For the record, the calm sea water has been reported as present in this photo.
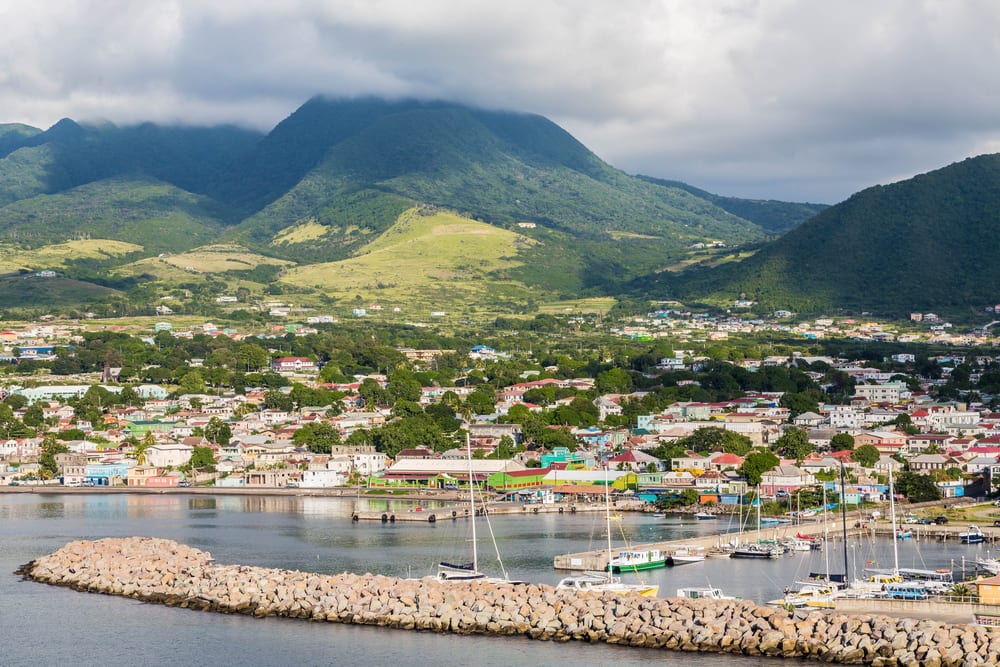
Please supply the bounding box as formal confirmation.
[1,493,984,666]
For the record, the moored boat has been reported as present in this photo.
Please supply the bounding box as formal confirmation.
[667,545,706,565]
[960,525,985,544]
[675,586,734,600]
[607,548,666,572]
[693,511,717,520]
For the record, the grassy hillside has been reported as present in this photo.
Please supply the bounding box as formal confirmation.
[0,177,225,252]
[664,154,1000,317]
[0,123,42,158]
[279,207,539,312]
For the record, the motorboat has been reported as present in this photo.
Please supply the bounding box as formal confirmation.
[667,545,706,565]
[960,525,985,544]
[675,586,734,600]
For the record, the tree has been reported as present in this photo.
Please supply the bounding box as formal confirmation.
[773,427,813,462]
[672,427,753,456]
[133,431,155,466]
[39,434,69,478]
[894,471,941,503]
[596,367,633,394]
[22,404,44,428]
[263,390,294,412]
[741,450,779,487]
[830,432,855,451]
[177,370,206,396]
[292,422,342,454]
[851,444,880,468]
[189,446,216,472]
[204,417,232,447]
[465,386,496,416]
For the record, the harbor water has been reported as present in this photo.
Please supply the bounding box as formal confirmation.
[1,493,985,666]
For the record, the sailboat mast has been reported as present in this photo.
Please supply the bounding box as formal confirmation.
[839,462,850,588]
[605,465,613,580]
[467,432,477,572]
[889,465,899,575]
[823,484,830,580]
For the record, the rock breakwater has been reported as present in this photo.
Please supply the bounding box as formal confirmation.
[18,537,1000,665]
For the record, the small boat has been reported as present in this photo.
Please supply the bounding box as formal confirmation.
[650,513,665,518]
[706,546,733,559]
[608,549,666,572]
[556,573,659,597]
[896,529,913,540]
[781,538,813,552]
[676,586,734,600]
[768,582,841,608]
[693,511,716,520]
[960,525,985,544]
[731,543,781,559]
[977,556,1000,575]
[667,545,706,565]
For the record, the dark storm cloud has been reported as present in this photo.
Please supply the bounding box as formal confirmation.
[3,1,1000,202]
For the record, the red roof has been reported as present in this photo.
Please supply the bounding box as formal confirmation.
[710,453,743,465]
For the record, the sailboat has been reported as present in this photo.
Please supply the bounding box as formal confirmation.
[437,433,514,583]
[770,485,846,608]
[732,488,782,558]
[556,467,659,596]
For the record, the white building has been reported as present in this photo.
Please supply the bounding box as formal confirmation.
[146,443,194,468]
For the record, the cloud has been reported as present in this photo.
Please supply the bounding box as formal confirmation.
[1,1,999,202]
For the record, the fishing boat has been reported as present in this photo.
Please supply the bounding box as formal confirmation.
[556,467,659,597]
[608,548,666,572]
[693,511,717,520]
[676,586,734,600]
[960,525,985,544]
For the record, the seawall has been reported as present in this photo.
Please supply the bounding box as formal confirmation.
[17,537,1000,665]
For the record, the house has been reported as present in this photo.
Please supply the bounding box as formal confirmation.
[792,412,825,428]
[270,357,317,373]
[607,449,661,472]
[760,465,816,497]
[147,443,194,468]
[908,453,952,474]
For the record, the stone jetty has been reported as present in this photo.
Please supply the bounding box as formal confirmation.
[17,537,1000,665]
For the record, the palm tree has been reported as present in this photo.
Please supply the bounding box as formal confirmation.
[134,432,155,466]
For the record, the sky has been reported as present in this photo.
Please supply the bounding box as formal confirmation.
[2,1,999,203]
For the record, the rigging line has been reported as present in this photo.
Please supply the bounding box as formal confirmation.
[474,482,509,580]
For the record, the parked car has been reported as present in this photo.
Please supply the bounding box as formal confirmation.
[918,518,934,525]
[993,519,1000,527]
[285,482,299,489]
[933,516,949,524]
[178,480,190,487]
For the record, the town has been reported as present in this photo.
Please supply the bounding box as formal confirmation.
[0,311,998,516]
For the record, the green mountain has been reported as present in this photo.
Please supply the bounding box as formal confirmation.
[0,96,824,311]
[659,154,1000,317]
[231,98,783,290]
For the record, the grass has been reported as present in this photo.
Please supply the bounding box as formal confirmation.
[270,220,330,246]
[536,297,618,315]
[279,208,543,313]
[154,244,292,274]
[0,239,143,272]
